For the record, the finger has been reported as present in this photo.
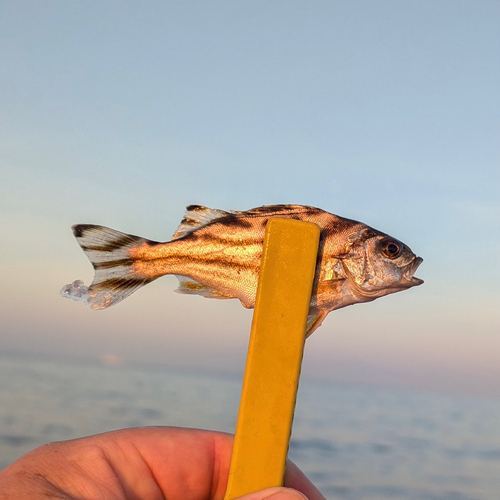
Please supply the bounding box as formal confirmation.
[234,486,309,500]
[284,461,326,500]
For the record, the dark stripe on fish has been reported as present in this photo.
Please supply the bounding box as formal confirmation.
[158,253,257,273]
[80,235,142,253]
[91,277,153,292]
[181,213,254,231]
[92,258,136,270]
[244,205,312,215]
[186,205,208,212]
[184,207,254,229]
[246,205,292,213]
[197,234,263,246]
[214,215,253,229]
[180,217,199,227]
[178,228,263,246]
[72,224,102,238]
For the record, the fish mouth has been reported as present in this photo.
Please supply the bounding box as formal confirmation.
[403,256,424,286]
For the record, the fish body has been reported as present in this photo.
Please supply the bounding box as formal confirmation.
[64,204,423,336]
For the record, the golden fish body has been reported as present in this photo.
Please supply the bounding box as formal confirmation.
[65,205,423,336]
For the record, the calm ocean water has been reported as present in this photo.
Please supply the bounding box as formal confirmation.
[0,353,499,500]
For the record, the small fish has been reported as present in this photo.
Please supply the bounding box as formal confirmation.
[62,204,423,336]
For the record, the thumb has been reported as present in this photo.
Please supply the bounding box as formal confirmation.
[234,486,309,500]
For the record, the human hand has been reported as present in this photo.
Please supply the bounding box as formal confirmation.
[0,426,325,500]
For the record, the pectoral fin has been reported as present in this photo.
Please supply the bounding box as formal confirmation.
[305,310,328,338]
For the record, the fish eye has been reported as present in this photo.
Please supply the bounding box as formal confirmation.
[381,240,402,259]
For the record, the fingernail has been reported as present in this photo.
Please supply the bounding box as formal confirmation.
[262,487,309,500]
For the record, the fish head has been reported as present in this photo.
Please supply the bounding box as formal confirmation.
[340,230,423,300]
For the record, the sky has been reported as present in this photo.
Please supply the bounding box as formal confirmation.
[1,1,499,398]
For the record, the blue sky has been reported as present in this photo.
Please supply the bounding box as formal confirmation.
[1,1,499,398]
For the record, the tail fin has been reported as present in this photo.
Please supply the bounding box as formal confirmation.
[71,224,158,310]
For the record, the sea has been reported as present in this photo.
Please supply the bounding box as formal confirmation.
[0,352,499,500]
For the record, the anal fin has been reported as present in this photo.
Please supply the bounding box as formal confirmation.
[174,275,230,300]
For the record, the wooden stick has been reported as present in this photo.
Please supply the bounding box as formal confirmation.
[224,218,320,500]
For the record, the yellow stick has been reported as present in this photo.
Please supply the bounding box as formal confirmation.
[224,218,321,500]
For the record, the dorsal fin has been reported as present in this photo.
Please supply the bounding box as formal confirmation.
[232,204,313,216]
[172,205,230,239]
